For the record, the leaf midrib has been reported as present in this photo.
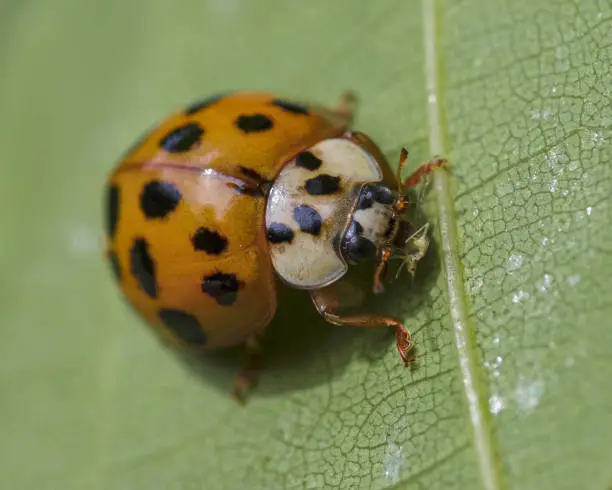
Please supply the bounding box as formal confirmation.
[421,1,504,489]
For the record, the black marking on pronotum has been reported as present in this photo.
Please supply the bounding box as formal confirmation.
[304,174,341,196]
[295,151,322,171]
[293,205,322,236]
[266,222,295,244]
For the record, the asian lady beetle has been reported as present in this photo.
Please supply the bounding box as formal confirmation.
[104,92,443,400]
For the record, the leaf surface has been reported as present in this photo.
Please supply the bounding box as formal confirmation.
[1,1,611,489]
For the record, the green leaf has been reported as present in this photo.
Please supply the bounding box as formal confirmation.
[1,0,611,489]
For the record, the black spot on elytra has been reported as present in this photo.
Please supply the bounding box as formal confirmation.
[185,93,227,115]
[201,272,243,306]
[267,222,294,244]
[159,309,207,345]
[106,185,119,238]
[293,205,322,236]
[192,227,228,255]
[160,122,204,152]
[108,251,121,282]
[305,174,341,195]
[130,238,157,298]
[295,151,322,171]
[340,219,377,264]
[271,99,309,115]
[235,114,274,133]
[140,180,182,219]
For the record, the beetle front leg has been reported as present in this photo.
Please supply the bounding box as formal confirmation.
[402,155,447,189]
[394,151,447,214]
[310,287,413,365]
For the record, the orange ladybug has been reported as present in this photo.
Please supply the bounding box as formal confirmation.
[104,92,443,399]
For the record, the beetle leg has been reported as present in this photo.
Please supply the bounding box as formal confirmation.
[394,152,447,213]
[373,245,392,295]
[396,148,410,193]
[232,334,263,404]
[402,156,447,189]
[311,287,413,365]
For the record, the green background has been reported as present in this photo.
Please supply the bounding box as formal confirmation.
[1,0,611,489]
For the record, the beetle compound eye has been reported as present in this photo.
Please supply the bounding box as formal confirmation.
[340,219,377,264]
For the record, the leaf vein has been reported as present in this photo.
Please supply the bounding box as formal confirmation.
[422,1,505,489]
